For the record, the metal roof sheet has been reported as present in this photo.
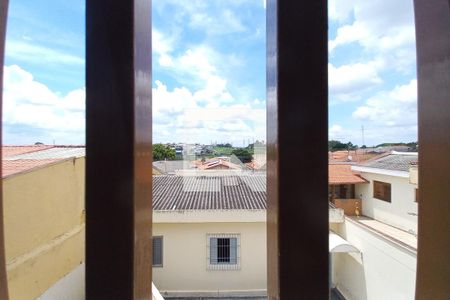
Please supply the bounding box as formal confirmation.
[360,152,418,172]
[152,175,267,210]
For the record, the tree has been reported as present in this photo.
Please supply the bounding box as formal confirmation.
[153,144,176,161]
[231,148,253,163]
[328,140,347,151]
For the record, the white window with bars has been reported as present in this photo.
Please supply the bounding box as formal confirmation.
[207,233,241,270]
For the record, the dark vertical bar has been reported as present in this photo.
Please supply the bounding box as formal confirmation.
[414,0,450,299]
[0,0,9,299]
[267,0,328,299]
[86,0,152,298]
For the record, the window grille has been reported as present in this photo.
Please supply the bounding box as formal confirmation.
[207,234,240,270]
[152,236,163,267]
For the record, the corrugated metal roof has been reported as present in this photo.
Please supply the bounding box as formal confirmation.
[153,175,266,210]
[359,152,418,172]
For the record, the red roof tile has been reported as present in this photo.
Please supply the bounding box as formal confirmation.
[329,150,381,163]
[2,145,54,157]
[2,159,61,177]
[329,164,368,184]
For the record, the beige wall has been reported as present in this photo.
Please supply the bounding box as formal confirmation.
[152,220,267,297]
[3,157,85,300]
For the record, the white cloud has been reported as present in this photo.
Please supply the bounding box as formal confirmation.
[329,0,416,73]
[329,61,382,101]
[352,79,417,127]
[154,0,248,36]
[3,65,85,143]
[5,40,84,66]
[153,81,265,144]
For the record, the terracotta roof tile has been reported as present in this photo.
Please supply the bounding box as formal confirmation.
[2,145,54,157]
[329,164,368,184]
[2,145,85,178]
[2,159,61,177]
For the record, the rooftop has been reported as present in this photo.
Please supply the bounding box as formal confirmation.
[358,151,418,172]
[152,175,266,210]
[329,164,368,185]
[2,145,85,178]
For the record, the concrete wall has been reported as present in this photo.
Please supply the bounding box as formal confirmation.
[355,172,418,233]
[3,157,85,300]
[152,219,267,297]
[331,220,416,300]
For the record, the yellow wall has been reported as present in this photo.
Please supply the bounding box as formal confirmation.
[3,157,85,300]
[153,221,267,296]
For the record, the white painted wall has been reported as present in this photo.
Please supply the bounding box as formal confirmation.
[332,221,416,300]
[355,172,418,233]
[38,264,85,300]
[152,221,266,297]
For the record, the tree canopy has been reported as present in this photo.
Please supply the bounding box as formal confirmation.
[153,144,176,161]
[231,148,253,163]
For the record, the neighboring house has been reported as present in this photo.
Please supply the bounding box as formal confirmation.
[328,164,368,216]
[2,145,86,300]
[330,151,419,300]
[152,174,267,299]
[151,173,345,299]
[351,151,419,234]
[195,157,242,170]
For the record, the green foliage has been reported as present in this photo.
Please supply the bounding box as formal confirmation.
[153,144,176,161]
[231,148,253,163]
[329,140,358,151]
[213,146,235,156]
[328,140,347,151]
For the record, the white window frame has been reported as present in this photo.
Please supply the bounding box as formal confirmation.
[206,233,241,270]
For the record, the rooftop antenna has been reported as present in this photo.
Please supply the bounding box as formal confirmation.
[361,125,365,147]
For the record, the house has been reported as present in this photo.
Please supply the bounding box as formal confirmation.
[151,174,267,299]
[351,151,419,234]
[328,164,368,216]
[330,151,419,300]
[2,145,85,300]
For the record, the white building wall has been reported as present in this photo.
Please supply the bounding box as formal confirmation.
[152,221,266,297]
[332,221,416,300]
[355,173,418,233]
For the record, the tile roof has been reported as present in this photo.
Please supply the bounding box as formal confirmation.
[152,175,266,210]
[2,159,61,177]
[2,145,54,157]
[2,145,85,178]
[358,151,418,172]
[329,150,381,163]
[329,164,368,184]
[197,159,242,170]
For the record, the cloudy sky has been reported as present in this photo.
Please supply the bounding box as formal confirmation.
[3,0,417,146]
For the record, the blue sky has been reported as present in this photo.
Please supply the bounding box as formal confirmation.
[3,0,417,146]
